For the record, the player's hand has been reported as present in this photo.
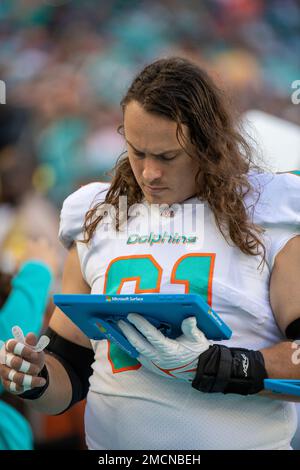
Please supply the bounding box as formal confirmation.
[118,314,212,382]
[0,326,49,395]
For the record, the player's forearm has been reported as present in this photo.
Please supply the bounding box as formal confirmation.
[260,341,300,379]
[258,341,300,402]
[23,353,72,415]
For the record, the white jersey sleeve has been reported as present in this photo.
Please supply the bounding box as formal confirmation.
[247,172,300,269]
[59,182,110,249]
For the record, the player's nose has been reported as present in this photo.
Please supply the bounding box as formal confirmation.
[142,157,163,183]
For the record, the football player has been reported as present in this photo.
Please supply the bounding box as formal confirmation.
[1,57,300,450]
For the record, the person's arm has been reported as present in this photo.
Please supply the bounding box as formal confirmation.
[0,239,57,396]
[26,245,92,414]
[0,237,59,341]
[0,261,52,341]
[0,245,92,415]
[258,235,300,401]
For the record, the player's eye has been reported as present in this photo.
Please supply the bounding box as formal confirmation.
[131,149,178,161]
[159,155,177,162]
[133,150,145,159]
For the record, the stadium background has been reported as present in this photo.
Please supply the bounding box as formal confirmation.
[0,0,299,450]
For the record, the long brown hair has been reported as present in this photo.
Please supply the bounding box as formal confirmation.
[84,57,265,262]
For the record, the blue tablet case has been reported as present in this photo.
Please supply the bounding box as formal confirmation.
[53,293,232,358]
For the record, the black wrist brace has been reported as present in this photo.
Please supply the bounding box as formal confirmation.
[192,345,268,395]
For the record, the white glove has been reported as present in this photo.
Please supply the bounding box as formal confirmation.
[118,314,212,382]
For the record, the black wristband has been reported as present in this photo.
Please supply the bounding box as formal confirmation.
[19,365,49,400]
[192,345,268,395]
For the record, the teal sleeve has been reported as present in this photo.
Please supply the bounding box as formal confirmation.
[0,261,53,342]
[0,261,52,445]
[0,402,33,450]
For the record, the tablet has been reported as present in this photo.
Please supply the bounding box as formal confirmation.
[54,293,232,358]
[264,379,300,397]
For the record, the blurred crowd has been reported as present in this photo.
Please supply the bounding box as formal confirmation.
[1,0,299,206]
[0,0,299,450]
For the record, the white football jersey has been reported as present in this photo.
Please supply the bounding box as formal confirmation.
[59,172,300,450]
